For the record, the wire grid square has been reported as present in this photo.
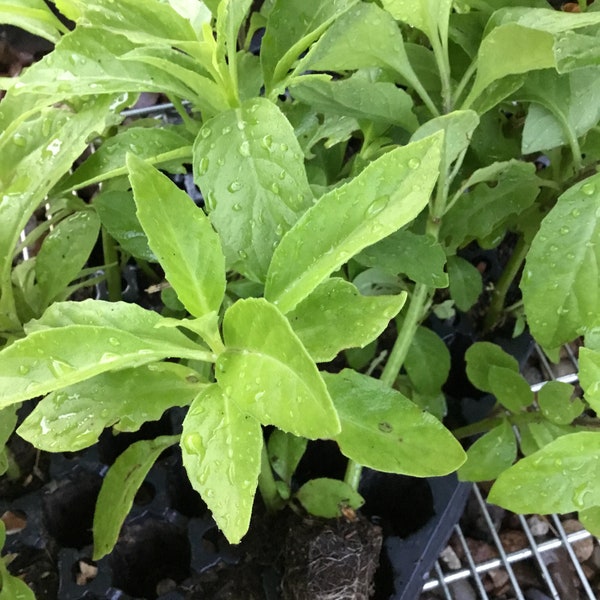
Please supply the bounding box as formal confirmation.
[420,344,599,600]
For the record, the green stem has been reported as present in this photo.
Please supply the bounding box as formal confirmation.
[452,59,477,108]
[431,32,452,114]
[101,228,122,302]
[483,234,529,332]
[169,96,196,132]
[258,443,284,512]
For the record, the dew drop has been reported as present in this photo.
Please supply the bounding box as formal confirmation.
[238,141,251,157]
[560,226,570,235]
[228,181,242,193]
[197,156,209,175]
[408,158,421,169]
[582,183,595,196]
[366,196,389,217]
[238,249,248,259]
[271,182,280,194]
[232,203,242,211]
[237,120,246,130]
[201,127,212,139]
[261,135,273,150]
[182,432,204,455]
[12,133,26,147]
[222,126,232,135]
[108,337,120,347]
[19,365,30,375]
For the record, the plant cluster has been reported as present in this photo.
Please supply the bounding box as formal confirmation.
[1,0,600,566]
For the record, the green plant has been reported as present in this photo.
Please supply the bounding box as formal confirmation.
[0,520,35,600]
[2,0,600,560]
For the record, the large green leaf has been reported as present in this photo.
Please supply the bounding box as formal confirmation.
[35,211,100,308]
[381,0,452,44]
[216,298,340,438]
[0,406,19,476]
[260,0,358,92]
[128,154,226,318]
[60,126,193,193]
[303,2,427,105]
[18,363,204,452]
[554,30,600,73]
[290,74,417,132]
[324,370,466,476]
[265,133,443,313]
[0,301,212,407]
[520,68,600,154]
[410,110,480,167]
[182,384,262,544]
[94,191,156,262]
[193,97,313,282]
[458,419,517,482]
[356,230,448,288]
[463,25,554,109]
[0,97,115,332]
[538,381,583,426]
[12,27,198,104]
[93,435,179,560]
[488,432,600,513]
[0,0,66,42]
[441,161,540,252]
[521,173,600,355]
[287,278,406,363]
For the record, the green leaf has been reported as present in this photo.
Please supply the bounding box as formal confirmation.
[488,367,532,413]
[181,384,262,544]
[404,325,451,396]
[216,299,340,438]
[0,301,212,407]
[324,370,466,476]
[410,110,480,167]
[287,278,406,363]
[302,2,431,114]
[193,97,313,282]
[463,24,555,109]
[458,419,517,482]
[18,363,204,452]
[356,230,448,288]
[290,74,417,132]
[518,420,575,456]
[267,429,307,486]
[520,68,600,154]
[538,381,583,426]
[441,161,540,252]
[14,27,198,104]
[94,191,156,262]
[465,341,519,395]
[93,435,179,560]
[0,555,36,600]
[579,506,600,538]
[36,211,100,307]
[0,0,66,42]
[554,30,600,73]
[128,154,226,318]
[265,133,443,313]
[381,0,452,44]
[521,173,600,353]
[0,406,18,476]
[295,478,364,518]
[60,126,193,193]
[579,347,600,414]
[489,432,600,514]
[260,0,358,92]
[0,97,115,332]
[446,255,482,312]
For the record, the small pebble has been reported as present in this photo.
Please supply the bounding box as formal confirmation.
[527,515,550,537]
[440,545,461,570]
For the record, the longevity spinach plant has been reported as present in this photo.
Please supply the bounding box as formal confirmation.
[2,0,600,558]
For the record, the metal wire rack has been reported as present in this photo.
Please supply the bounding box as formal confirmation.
[421,344,599,600]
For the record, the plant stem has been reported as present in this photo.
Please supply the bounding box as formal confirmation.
[257,443,284,512]
[483,234,529,332]
[169,96,196,132]
[101,228,122,302]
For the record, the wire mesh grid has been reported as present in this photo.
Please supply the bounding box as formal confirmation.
[420,344,599,600]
